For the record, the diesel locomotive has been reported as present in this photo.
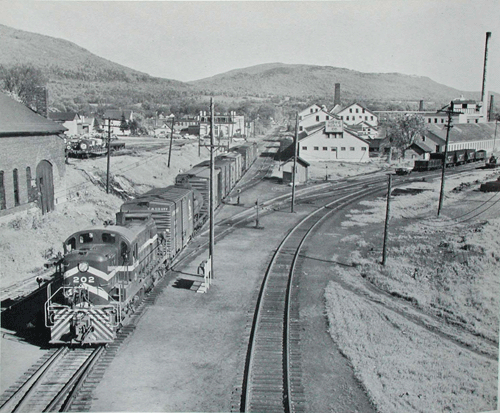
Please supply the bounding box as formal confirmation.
[44,143,257,345]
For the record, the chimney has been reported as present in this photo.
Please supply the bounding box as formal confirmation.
[419,100,424,111]
[334,83,341,106]
[481,32,492,107]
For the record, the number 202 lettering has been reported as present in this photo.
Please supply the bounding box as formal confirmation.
[73,276,95,284]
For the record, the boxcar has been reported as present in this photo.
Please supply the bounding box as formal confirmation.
[224,152,243,183]
[176,166,220,212]
[119,186,197,256]
[216,155,237,191]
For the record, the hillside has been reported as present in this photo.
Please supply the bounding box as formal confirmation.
[0,24,496,114]
[0,24,193,111]
[190,63,481,104]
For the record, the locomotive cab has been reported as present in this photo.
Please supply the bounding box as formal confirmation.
[45,219,159,344]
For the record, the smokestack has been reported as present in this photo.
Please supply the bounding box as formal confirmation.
[480,32,492,107]
[334,83,341,106]
[489,95,495,122]
[419,100,424,111]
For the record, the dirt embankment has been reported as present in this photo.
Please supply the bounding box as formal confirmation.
[324,169,500,413]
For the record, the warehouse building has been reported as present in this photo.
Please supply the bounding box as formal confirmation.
[0,93,67,219]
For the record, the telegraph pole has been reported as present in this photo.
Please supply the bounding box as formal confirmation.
[106,119,111,194]
[291,113,298,213]
[167,115,175,168]
[437,103,455,216]
[209,99,215,280]
[381,174,392,266]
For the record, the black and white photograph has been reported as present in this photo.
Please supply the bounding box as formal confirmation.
[0,1,499,412]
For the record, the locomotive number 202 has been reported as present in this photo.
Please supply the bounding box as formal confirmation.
[73,276,95,284]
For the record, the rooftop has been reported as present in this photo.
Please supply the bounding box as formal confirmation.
[0,92,67,136]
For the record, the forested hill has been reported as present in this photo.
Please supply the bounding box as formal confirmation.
[0,24,193,111]
[190,63,480,103]
[0,23,491,114]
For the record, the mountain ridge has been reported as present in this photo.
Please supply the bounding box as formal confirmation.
[0,23,494,114]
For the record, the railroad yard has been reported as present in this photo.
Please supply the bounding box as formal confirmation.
[1,130,499,413]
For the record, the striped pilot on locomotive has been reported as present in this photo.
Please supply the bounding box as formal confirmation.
[45,214,162,344]
[44,143,258,345]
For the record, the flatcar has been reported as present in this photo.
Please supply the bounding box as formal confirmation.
[45,141,259,345]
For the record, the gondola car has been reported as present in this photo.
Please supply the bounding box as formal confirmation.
[413,148,486,172]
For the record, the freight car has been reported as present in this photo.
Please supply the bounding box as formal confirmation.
[413,149,486,172]
[44,142,258,344]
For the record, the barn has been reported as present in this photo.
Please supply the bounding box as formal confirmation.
[0,93,67,219]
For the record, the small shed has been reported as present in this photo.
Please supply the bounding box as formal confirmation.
[281,157,310,184]
[0,93,67,218]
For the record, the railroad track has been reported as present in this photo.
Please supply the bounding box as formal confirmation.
[0,346,104,413]
[238,183,388,413]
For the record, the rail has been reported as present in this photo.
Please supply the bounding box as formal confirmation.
[0,346,104,413]
[240,184,388,413]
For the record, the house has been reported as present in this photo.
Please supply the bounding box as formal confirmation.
[281,157,310,184]
[347,121,379,140]
[199,111,245,138]
[153,123,173,138]
[368,138,385,156]
[102,110,134,136]
[375,97,487,126]
[404,141,433,160]
[280,120,370,163]
[0,92,67,218]
[78,116,100,135]
[49,111,80,136]
[298,104,323,120]
[334,103,378,127]
[298,108,339,132]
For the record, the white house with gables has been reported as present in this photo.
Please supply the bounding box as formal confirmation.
[298,108,339,132]
[333,103,378,127]
[102,110,134,136]
[298,120,370,162]
[298,104,323,120]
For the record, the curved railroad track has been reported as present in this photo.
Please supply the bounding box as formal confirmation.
[0,346,104,413]
[239,183,388,413]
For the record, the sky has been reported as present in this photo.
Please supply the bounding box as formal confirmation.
[1,0,499,94]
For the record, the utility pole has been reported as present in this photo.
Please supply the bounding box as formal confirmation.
[437,103,456,216]
[167,115,175,168]
[106,119,111,194]
[381,174,392,266]
[209,99,215,281]
[291,113,298,213]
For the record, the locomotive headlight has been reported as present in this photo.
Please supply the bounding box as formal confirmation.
[78,262,89,273]
[64,288,74,297]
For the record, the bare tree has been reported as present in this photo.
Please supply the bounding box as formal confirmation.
[385,114,426,159]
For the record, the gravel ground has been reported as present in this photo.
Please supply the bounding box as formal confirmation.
[90,191,313,412]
